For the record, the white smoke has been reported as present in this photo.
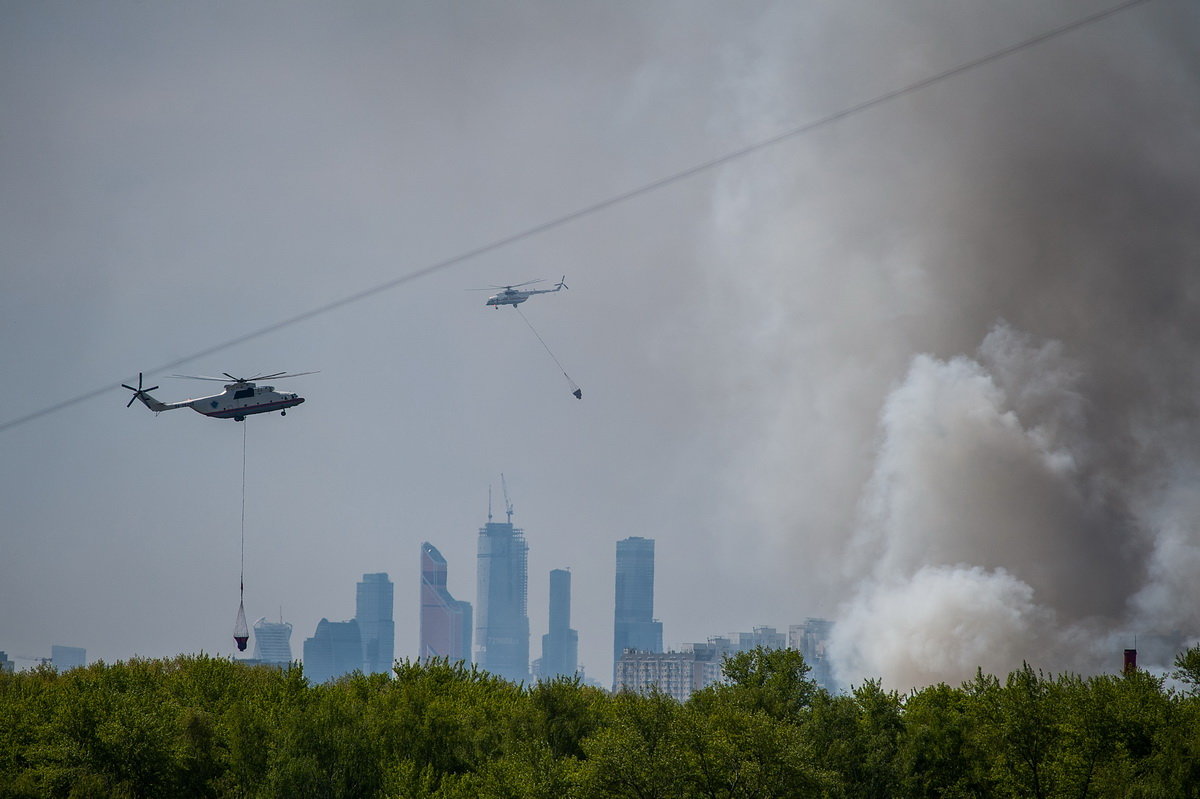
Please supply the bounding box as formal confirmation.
[829,323,1200,689]
[831,325,1104,687]
[835,564,1052,689]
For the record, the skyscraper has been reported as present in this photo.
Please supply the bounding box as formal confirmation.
[356,573,395,675]
[614,536,662,685]
[789,618,836,694]
[475,504,530,683]
[538,568,579,680]
[303,618,363,683]
[50,645,86,671]
[420,542,473,664]
[253,617,294,665]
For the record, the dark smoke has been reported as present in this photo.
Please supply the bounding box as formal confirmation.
[691,1,1200,689]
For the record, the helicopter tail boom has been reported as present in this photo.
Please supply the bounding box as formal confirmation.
[134,391,187,413]
[122,372,188,413]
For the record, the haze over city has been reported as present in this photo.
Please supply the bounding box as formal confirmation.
[3,0,1199,691]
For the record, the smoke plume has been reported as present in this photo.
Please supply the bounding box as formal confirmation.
[691,1,1200,689]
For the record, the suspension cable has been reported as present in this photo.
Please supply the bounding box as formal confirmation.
[516,307,582,398]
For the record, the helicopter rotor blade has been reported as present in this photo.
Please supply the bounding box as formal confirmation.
[168,370,316,383]
[257,371,319,380]
[475,279,545,290]
[170,374,235,382]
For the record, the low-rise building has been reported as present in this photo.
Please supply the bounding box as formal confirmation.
[614,625,794,702]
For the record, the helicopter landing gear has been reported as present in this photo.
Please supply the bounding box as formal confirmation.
[234,416,245,422]
[280,410,286,416]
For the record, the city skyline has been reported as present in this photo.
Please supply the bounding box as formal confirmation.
[240,521,835,687]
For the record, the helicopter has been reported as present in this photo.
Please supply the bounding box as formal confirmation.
[479,276,568,309]
[122,372,315,422]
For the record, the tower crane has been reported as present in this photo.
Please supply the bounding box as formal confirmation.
[501,473,514,524]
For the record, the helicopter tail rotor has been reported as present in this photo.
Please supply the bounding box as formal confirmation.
[121,373,160,408]
[557,275,569,290]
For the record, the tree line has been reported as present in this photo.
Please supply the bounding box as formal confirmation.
[2,646,1200,798]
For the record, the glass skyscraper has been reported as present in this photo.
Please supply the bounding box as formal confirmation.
[50,645,86,671]
[420,542,473,664]
[613,536,662,685]
[252,617,294,665]
[475,515,530,683]
[356,573,395,675]
[302,618,363,683]
[538,568,579,680]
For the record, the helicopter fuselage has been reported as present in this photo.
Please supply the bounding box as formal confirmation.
[135,383,304,421]
[190,384,305,420]
[486,290,531,308]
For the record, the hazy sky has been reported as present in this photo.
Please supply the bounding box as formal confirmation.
[3,0,1197,690]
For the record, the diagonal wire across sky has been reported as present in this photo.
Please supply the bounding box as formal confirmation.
[0,0,1151,435]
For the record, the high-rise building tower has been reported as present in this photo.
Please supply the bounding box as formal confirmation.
[538,568,579,680]
[50,645,86,671]
[420,542,473,664]
[614,536,662,685]
[789,618,836,693]
[475,483,530,683]
[303,618,363,683]
[356,573,395,675]
[253,617,294,665]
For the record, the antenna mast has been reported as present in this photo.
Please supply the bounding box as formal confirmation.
[500,473,514,524]
[488,484,493,523]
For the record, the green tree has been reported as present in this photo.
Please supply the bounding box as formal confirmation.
[674,702,827,798]
[374,658,522,795]
[1172,645,1200,693]
[698,647,816,721]
[898,682,990,798]
[972,663,1061,799]
[800,681,903,799]
[521,675,609,760]
[575,690,685,799]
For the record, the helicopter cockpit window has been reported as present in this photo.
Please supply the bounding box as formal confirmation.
[234,388,254,400]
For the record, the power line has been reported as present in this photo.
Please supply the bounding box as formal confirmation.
[0,0,1150,435]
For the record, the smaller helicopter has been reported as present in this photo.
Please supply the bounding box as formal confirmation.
[478,276,568,309]
[122,372,315,422]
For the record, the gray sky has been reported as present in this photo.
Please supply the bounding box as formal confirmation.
[3,0,1197,690]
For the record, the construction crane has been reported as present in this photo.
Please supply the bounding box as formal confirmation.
[11,654,53,667]
[500,473,514,524]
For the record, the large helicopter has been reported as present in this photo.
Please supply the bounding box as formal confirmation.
[122,372,314,422]
[479,276,568,309]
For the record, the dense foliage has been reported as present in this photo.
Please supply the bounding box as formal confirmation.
[2,646,1199,798]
